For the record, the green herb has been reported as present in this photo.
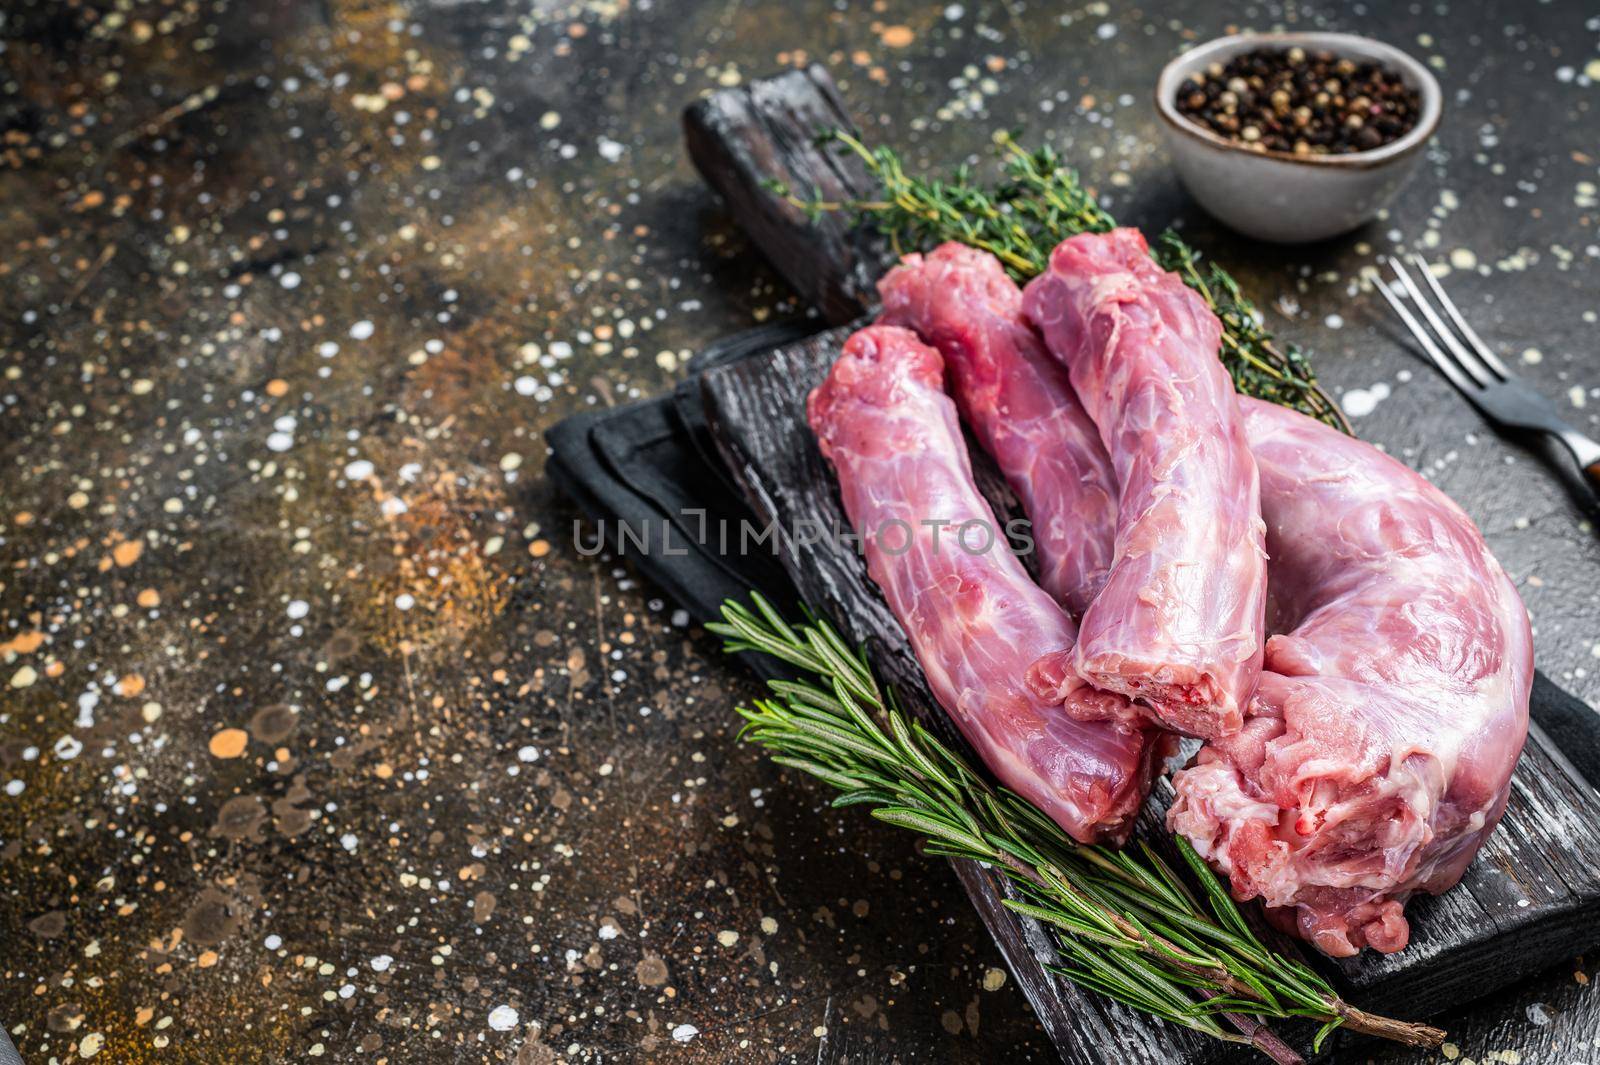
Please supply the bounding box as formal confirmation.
[711,594,1443,1062]
[770,130,1351,433]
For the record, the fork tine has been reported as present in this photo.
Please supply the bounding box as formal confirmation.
[1386,257,1497,388]
[1375,278,1483,397]
[1406,253,1513,379]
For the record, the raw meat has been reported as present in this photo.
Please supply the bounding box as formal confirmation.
[876,242,1119,619]
[807,324,1168,845]
[1023,228,1267,738]
[912,259,1532,953]
[1167,398,1534,956]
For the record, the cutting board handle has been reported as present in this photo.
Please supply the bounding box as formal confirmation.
[683,65,891,325]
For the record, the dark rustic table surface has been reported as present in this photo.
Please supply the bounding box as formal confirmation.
[2,0,1599,1062]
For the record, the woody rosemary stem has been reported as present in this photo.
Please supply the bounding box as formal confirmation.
[1204,995,1306,1065]
[711,594,1444,1061]
[1333,1003,1447,1048]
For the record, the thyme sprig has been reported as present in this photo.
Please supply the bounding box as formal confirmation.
[710,594,1443,1062]
[772,130,1351,433]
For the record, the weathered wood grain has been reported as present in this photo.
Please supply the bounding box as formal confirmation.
[700,332,1600,1063]
[683,64,892,325]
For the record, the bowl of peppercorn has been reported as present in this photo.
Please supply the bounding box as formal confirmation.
[1156,32,1440,243]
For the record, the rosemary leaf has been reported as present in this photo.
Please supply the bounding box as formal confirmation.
[717,594,1446,1059]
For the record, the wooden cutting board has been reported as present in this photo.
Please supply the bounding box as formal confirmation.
[684,66,1600,1063]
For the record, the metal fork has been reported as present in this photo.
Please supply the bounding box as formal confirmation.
[1377,254,1600,491]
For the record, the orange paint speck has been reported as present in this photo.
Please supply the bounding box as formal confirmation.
[208,729,248,759]
[529,539,551,558]
[265,378,289,397]
[137,589,160,608]
[115,674,146,697]
[881,25,914,47]
[112,540,144,567]
[0,631,45,655]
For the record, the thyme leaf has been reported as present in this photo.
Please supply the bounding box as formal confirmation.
[771,130,1352,433]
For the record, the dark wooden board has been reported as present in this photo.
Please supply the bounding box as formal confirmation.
[684,62,1600,1063]
[683,64,892,325]
[699,332,1600,1064]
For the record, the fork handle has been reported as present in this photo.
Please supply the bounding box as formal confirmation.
[1555,427,1600,493]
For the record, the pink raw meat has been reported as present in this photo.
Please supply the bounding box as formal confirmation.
[1023,228,1267,738]
[876,242,1119,619]
[919,258,1532,954]
[807,324,1168,845]
[1166,398,1533,956]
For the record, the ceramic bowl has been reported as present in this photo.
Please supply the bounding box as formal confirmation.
[1155,32,1442,244]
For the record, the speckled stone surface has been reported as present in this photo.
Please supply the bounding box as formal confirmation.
[1,1,1598,1062]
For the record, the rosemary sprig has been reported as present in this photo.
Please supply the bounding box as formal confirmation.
[711,594,1443,1062]
[771,130,1351,433]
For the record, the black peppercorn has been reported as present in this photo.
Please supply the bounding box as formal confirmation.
[1174,46,1421,155]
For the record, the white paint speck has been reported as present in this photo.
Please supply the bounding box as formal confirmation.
[340,833,359,852]
[671,1023,699,1043]
[1340,382,1391,418]
[395,593,415,611]
[349,320,374,340]
[488,1005,519,1032]
[286,600,309,620]
[54,736,83,761]
[344,459,374,481]
[280,271,302,289]
[597,137,625,162]
[371,954,393,971]
[267,432,294,452]
[4,780,23,797]
[1324,313,1344,329]
[76,690,98,728]
[517,746,539,763]
[514,376,538,396]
